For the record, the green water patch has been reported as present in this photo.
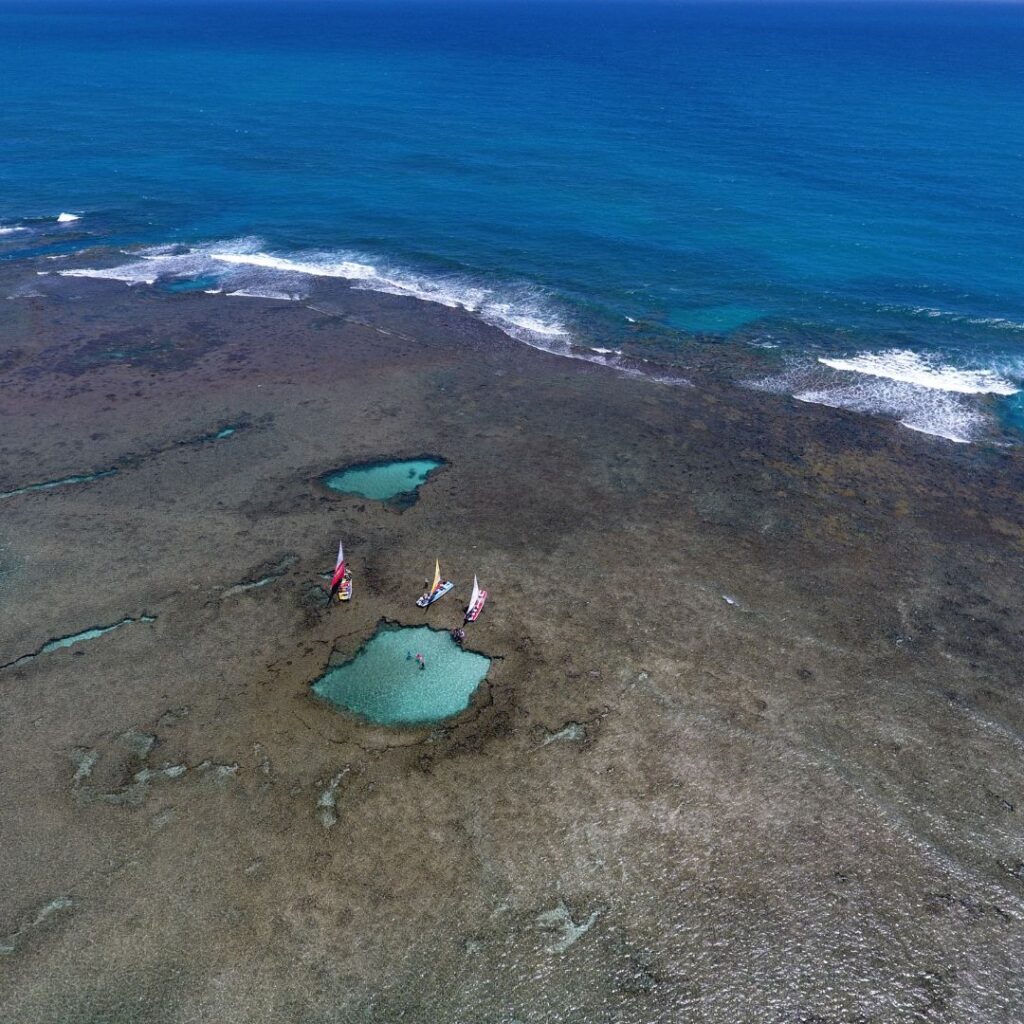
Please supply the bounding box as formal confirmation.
[312,623,490,726]
[1,615,156,672]
[320,456,445,508]
[184,425,239,445]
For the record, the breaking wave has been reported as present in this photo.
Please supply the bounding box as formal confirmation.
[819,349,1018,396]
[751,349,1020,443]
[57,237,572,352]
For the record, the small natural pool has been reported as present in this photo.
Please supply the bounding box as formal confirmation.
[159,275,220,294]
[312,624,490,726]
[321,457,444,505]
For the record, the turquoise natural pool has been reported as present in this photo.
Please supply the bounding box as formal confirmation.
[312,624,490,726]
[159,275,220,294]
[321,457,444,505]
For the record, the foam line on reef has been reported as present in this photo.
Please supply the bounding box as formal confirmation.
[56,236,575,353]
[749,349,1022,444]
[54,237,702,382]
[818,349,1018,396]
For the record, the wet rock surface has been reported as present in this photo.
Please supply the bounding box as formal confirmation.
[0,273,1023,1022]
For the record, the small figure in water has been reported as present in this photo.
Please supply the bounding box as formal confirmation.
[415,652,426,670]
[451,627,466,645]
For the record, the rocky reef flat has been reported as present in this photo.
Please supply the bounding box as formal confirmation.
[1,275,1023,1023]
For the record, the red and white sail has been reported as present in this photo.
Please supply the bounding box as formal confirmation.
[330,540,346,592]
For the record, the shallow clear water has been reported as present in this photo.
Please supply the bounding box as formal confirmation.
[41,616,154,654]
[312,624,490,725]
[0,469,118,501]
[322,458,444,502]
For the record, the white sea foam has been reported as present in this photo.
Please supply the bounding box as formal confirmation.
[44,236,721,396]
[0,225,28,235]
[59,264,161,285]
[53,236,585,361]
[966,315,1024,332]
[478,301,569,347]
[880,303,1024,333]
[792,384,982,444]
[207,243,572,349]
[58,243,234,286]
[56,212,80,223]
[226,287,303,301]
[210,250,378,281]
[750,350,1016,443]
[819,349,1018,396]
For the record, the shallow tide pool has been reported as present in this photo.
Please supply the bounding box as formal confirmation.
[312,624,490,726]
[321,457,444,504]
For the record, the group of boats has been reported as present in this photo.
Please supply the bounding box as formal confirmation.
[328,544,488,624]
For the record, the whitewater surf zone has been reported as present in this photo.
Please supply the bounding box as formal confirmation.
[55,237,574,354]
[34,237,1024,445]
[818,350,1019,396]
[751,348,1021,444]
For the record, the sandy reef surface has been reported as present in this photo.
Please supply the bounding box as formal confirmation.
[1,273,1024,1024]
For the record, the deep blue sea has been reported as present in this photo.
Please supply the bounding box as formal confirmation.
[3,1,1024,442]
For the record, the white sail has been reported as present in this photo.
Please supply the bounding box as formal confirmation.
[468,575,481,612]
[335,540,345,571]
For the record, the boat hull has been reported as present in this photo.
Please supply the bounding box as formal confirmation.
[336,578,353,602]
[416,580,454,608]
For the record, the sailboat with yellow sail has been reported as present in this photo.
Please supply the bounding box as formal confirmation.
[416,558,454,608]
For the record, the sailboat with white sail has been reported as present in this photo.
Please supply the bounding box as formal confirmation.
[464,575,488,622]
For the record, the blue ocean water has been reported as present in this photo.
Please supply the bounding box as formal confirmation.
[2,1,1023,441]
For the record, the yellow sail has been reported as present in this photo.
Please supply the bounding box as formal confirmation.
[431,559,441,595]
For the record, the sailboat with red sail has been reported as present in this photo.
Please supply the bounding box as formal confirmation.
[330,540,353,602]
